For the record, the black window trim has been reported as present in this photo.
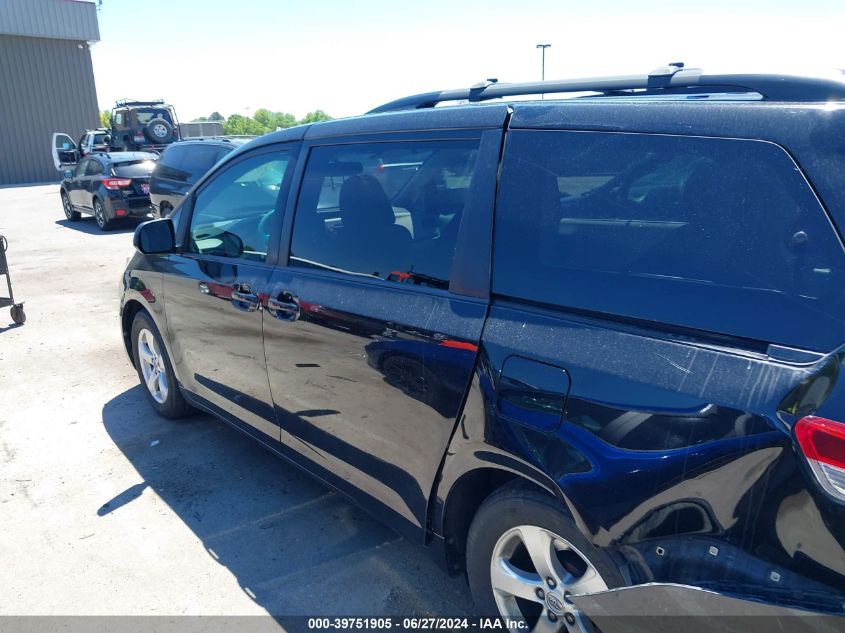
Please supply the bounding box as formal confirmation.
[177,141,300,268]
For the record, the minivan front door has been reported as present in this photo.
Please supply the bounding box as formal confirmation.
[162,145,297,442]
[263,131,500,538]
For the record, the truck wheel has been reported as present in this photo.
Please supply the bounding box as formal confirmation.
[145,118,173,143]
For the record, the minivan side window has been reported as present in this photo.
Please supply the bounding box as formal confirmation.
[493,131,845,351]
[187,150,291,263]
[289,140,479,288]
[157,145,188,182]
[160,144,228,184]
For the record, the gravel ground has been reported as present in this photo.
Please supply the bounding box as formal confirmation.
[0,184,472,625]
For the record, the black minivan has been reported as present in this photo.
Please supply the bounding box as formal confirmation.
[120,68,845,630]
[149,137,247,218]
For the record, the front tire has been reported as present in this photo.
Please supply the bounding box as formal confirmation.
[61,191,80,221]
[93,198,112,231]
[466,485,624,631]
[131,311,194,419]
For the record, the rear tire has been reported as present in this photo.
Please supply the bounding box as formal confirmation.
[131,310,194,419]
[93,198,112,231]
[61,191,80,221]
[466,485,624,629]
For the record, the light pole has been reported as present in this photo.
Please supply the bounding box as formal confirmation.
[536,44,551,99]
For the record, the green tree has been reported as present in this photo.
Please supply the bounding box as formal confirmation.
[298,110,332,124]
[223,114,266,136]
[252,108,274,130]
[99,110,111,127]
[272,111,297,129]
[208,111,225,122]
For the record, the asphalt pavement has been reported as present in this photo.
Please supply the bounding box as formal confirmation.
[0,185,473,625]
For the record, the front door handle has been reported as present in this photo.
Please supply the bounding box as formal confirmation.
[267,291,299,322]
[231,283,260,313]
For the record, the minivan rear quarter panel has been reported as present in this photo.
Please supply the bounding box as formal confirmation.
[436,103,845,614]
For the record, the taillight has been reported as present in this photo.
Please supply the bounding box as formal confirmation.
[795,416,845,500]
[102,177,132,190]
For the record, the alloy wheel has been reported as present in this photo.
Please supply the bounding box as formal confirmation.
[137,328,169,404]
[94,200,106,228]
[490,525,608,633]
[62,193,73,220]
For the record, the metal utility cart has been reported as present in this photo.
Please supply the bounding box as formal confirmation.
[0,235,25,325]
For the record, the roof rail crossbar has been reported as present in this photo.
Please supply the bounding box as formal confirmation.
[367,68,845,113]
[114,98,166,108]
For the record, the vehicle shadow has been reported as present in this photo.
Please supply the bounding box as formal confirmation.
[55,218,142,235]
[101,386,473,623]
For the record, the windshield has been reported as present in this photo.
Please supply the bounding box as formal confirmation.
[136,109,173,125]
[112,159,157,177]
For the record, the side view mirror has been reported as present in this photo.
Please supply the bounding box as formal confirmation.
[63,170,73,179]
[134,218,175,254]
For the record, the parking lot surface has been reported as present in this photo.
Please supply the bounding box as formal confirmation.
[0,185,472,621]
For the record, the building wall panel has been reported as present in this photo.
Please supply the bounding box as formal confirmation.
[0,0,100,42]
[0,34,100,185]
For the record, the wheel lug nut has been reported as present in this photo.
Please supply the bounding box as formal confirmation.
[565,613,576,625]
[535,587,545,599]
[547,612,557,623]
[546,577,557,589]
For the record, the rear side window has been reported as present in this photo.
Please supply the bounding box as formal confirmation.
[159,144,227,183]
[289,140,479,288]
[112,159,157,178]
[493,130,845,351]
[136,109,172,124]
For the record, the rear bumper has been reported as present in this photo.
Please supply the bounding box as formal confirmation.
[571,583,844,633]
[103,196,153,218]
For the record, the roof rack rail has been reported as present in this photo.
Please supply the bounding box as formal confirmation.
[114,98,166,108]
[368,65,845,113]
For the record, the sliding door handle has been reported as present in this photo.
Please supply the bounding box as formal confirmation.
[267,291,299,322]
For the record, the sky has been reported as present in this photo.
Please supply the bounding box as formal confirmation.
[90,0,845,122]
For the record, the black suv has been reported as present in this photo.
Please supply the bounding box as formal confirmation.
[109,99,180,152]
[121,67,845,629]
[149,137,248,218]
[60,152,157,230]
